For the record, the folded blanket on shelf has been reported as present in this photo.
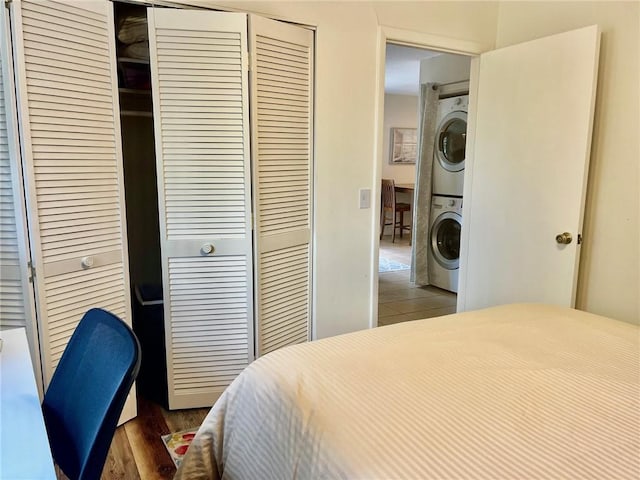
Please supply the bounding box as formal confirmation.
[117,14,148,45]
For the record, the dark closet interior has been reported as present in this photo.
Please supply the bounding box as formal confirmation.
[114,1,166,406]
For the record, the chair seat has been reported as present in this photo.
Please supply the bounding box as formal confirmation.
[383,202,410,212]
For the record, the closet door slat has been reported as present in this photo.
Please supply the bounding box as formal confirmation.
[148,8,253,409]
[249,15,314,356]
[12,0,133,420]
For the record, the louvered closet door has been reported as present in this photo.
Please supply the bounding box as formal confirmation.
[11,0,134,418]
[148,9,253,409]
[249,15,313,356]
[0,4,37,355]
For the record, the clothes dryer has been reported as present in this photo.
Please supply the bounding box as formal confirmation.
[428,195,462,293]
[432,95,468,197]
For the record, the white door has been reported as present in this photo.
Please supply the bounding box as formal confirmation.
[148,9,254,409]
[11,0,136,421]
[249,15,313,356]
[0,3,39,384]
[458,25,600,311]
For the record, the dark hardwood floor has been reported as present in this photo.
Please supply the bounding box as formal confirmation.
[56,396,209,480]
[104,396,209,480]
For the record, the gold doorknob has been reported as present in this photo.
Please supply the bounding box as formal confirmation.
[555,232,572,245]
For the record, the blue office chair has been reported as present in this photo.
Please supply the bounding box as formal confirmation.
[42,308,141,480]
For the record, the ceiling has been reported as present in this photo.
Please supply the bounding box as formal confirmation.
[385,43,440,96]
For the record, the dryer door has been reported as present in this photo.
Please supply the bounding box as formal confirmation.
[436,111,467,173]
[430,211,462,270]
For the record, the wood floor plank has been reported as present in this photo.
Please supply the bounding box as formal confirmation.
[124,397,176,480]
[101,426,141,480]
[161,405,210,434]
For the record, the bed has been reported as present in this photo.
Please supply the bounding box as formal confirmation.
[174,304,639,479]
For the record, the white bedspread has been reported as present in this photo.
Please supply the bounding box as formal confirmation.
[175,304,640,479]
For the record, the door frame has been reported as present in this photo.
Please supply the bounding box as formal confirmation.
[371,26,490,327]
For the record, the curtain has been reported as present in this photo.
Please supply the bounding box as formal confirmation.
[411,83,440,285]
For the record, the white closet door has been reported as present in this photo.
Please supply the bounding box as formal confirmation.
[249,15,313,356]
[11,0,133,417]
[148,9,254,409]
[0,3,38,372]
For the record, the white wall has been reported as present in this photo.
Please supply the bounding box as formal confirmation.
[381,94,418,184]
[495,1,639,323]
[419,54,472,84]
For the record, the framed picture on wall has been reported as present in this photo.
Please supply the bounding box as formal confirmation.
[390,127,417,164]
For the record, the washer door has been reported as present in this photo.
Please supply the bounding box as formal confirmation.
[430,211,462,270]
[436,111,467,173]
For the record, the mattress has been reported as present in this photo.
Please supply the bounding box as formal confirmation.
[175,304,640,479]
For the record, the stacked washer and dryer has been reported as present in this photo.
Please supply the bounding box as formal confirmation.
[428,95,468,293]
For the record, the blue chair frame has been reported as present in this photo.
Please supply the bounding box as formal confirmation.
[42,308,141,480]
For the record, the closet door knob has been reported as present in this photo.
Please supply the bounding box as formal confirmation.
[201,243,215,255]
[81,256,95,268]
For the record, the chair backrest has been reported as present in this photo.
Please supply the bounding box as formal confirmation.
[381,178,397,210]
[42,308,141,480]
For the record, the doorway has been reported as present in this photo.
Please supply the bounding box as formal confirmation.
[375,26,598,325]
[377,41,472,327]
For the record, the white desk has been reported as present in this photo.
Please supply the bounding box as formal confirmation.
[0,328,56,480]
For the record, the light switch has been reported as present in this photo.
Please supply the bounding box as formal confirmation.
[359,188,371,209]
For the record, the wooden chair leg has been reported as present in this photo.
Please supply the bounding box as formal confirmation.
[399,211,404,238]
[392,211,396,243]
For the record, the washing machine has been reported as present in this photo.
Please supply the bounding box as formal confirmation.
[428,195,462,293]
[432,95,468,197]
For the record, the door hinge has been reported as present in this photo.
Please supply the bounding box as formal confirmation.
[27,261,36,283]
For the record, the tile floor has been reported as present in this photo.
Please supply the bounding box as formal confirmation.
[378,233,457,326]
